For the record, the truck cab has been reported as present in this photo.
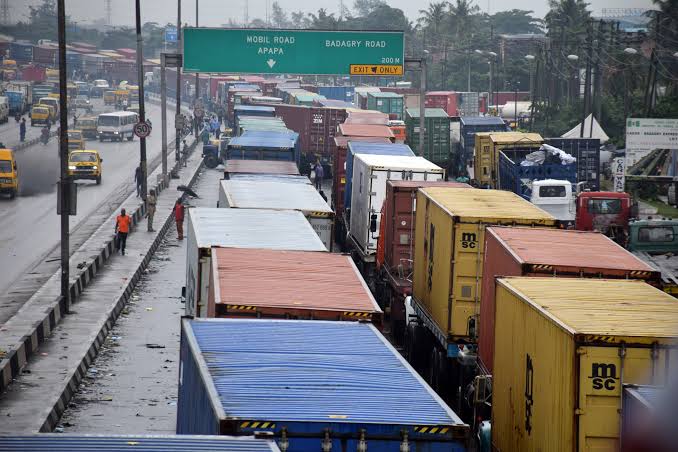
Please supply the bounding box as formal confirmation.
[530,179,575,225]
[627,219,678,253]
[0,149,19,199]
[576,191,632,244]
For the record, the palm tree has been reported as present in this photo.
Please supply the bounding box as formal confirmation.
[418,2,448,37]
[448,0,480,42]
[544,0,591,39]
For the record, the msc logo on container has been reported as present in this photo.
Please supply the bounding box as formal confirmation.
[460,232,478,249]
[588,362,619,391]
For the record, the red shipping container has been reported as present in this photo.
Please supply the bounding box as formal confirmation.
[32,45,57,65]
[338,123,394,139]
[490,91,530,106]
[479,227,660,374]
[270,103,311,153]
[381,87,420,95]
[331,136,391,217]
[425,91,458,116]
[345,111,389,126]
[19,65,46,83]
[308,107,346,162]
[206,248,382,323]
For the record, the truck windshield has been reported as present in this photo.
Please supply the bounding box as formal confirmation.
[538,186,566,197]
[98,116,120,126]
[0,160,11,173]
[588,198,621,214]
[70,153,97,163]
[638,226,674,243]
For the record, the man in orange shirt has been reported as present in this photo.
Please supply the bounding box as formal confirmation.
[173,198,185,240]
[115,208,131,255]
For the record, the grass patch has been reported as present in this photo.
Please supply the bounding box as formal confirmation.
[641,198,678,218]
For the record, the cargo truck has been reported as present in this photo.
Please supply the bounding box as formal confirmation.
[177,318,470,451]
[185,208,326,317]
[206,248,381,322]
[473,132,543,188]
[576,191,633,243]
[490,278,678,451]
[218,179,334,251]
[348,154,444,281]
[407,188,555,403]
[376,180,470,345]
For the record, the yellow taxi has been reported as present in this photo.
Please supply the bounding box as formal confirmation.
[68,150,102,184]
[75,116,98,139]
[30,105,51,126]
[67,130,86,150]
[0,148,19,199]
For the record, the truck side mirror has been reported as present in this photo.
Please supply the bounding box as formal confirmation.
[370,214,378,233]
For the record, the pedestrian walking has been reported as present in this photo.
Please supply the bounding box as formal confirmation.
[200,127,210,145]
[313,160,324,190]
[173,198,185,240]
[19,118,26,142]
[46,117,52,130]
[146,189,157,232]
[115,208,131,255]
[134,165,143,197]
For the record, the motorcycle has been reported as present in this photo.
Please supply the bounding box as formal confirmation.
[40,127,50,145]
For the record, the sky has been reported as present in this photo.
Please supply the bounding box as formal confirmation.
[10,0,655,28]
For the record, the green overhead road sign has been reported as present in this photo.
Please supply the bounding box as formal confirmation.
[182,28,404,75]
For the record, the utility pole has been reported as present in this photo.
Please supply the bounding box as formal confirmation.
[57,0,72,311]
[467,49,471,92]
[194,0,200,118]
[592,20,604,126]
[134,0,147,200]
[176,0,182,162]
[161,54,168,180]
[420,57,426,156]
[580,23,593,138]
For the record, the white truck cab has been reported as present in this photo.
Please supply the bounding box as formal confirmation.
[530,179,575,225]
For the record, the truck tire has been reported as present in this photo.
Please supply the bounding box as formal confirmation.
[96,175,101,185]
[9,189,16,199]
[204,154,219,169]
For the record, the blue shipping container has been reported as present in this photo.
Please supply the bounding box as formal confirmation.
[5,91,25,114]
[227,131,300,163]
[318,86,355,102]
[459,116,509,172]
[0,434,280,451]
[177,319,468,451]
[344,142,414,213]
[9,42,33,62]
[498,148,577,199]
[544,137,601,190]
[66,51,83,70]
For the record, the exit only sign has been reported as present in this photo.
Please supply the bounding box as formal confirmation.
[182,28,404,76]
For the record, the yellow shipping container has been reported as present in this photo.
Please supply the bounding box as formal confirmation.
[492,278,678,452]
[412,188,555,344]
[474,132,543,188]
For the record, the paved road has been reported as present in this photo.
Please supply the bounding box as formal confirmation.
[0,100,176,295]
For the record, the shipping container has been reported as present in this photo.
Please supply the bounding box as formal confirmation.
[498,148,577,200]
[456,92,479,116]
[291,92,325,106]
[425,91,458,117]
[0,434,281,451]
[234,105,276,131]
[353,86,381,106]
[479,227,660,374]
[32,45,57,65]
[367,92,404,120]
[344,110,390,125]
[474,132,543,188]
[458,116,508,176]
[223,160,300,179]
[545,137,601,190]
[314,99,353,109]
[226,130,300,163]
[343,141,414,215]
[218,179,334,250]
[350,155,443,259]
[491,278,678,452]
[317,85,354,102]
[331,136,392,225]
[378,180,470,344]
[404,108,451,166]
[185,208,326,317]
[338,123,394,139]
[411,188,555,346]
[206,248,381,321]
[177,318,469,450]
[489,91,530,106]
[308,106,347,165]
[18,65,46,83]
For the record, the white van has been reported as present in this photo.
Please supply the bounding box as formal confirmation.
[97,111,138,142]
[530,179,575,225]
[0,97,9,124]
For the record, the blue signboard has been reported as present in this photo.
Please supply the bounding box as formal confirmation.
[165,27,178,43]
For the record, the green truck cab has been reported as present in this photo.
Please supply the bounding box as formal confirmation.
[627,219,678,253]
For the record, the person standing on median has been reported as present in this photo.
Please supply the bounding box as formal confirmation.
[115,208,131,256]
[134,165,143,197]
[313,160,324,191]
[146,189,157,232]
[19,118,26,142]
[173,198,185,240]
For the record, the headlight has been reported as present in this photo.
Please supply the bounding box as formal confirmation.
[68,165,76,170]
[114,131,119,134]
[92,165,98,169]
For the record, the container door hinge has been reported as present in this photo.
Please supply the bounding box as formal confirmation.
[576,348,587,355]
[575,408,584,416]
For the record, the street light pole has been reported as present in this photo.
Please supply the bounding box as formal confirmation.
[176,0,182,162]
[160,53,168,180]
[135,0,147,200]
[57,0,71,310]
[194,0,199,111]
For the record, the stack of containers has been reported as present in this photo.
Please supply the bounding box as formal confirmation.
[226,129,300,163]
[491,278,678,451]
[317,85,355,102]
[367,92,405,120]
[233,105,276,132]
[404,108,451,168]
[177,318,470,450]
[218,179,334,250]
[185,208,326,317]
[425,91,458,116]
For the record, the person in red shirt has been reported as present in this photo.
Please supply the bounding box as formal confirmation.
[173,198,185,240]
[115,208,131,255]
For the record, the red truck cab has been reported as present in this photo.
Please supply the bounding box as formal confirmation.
[576,191,633,243]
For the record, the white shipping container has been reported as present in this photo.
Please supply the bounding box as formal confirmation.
[349,154,444,257]
[185,208,326,317]
[218,179,335,251]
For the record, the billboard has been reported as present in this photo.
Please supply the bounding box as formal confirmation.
[625,118,678,178]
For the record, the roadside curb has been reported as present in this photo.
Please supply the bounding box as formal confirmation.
[0,140,199,395]
[41,154,203,432]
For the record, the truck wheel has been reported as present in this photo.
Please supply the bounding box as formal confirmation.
[204,154,219,169]
[9,189,16,199]
[96,175,101,185]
